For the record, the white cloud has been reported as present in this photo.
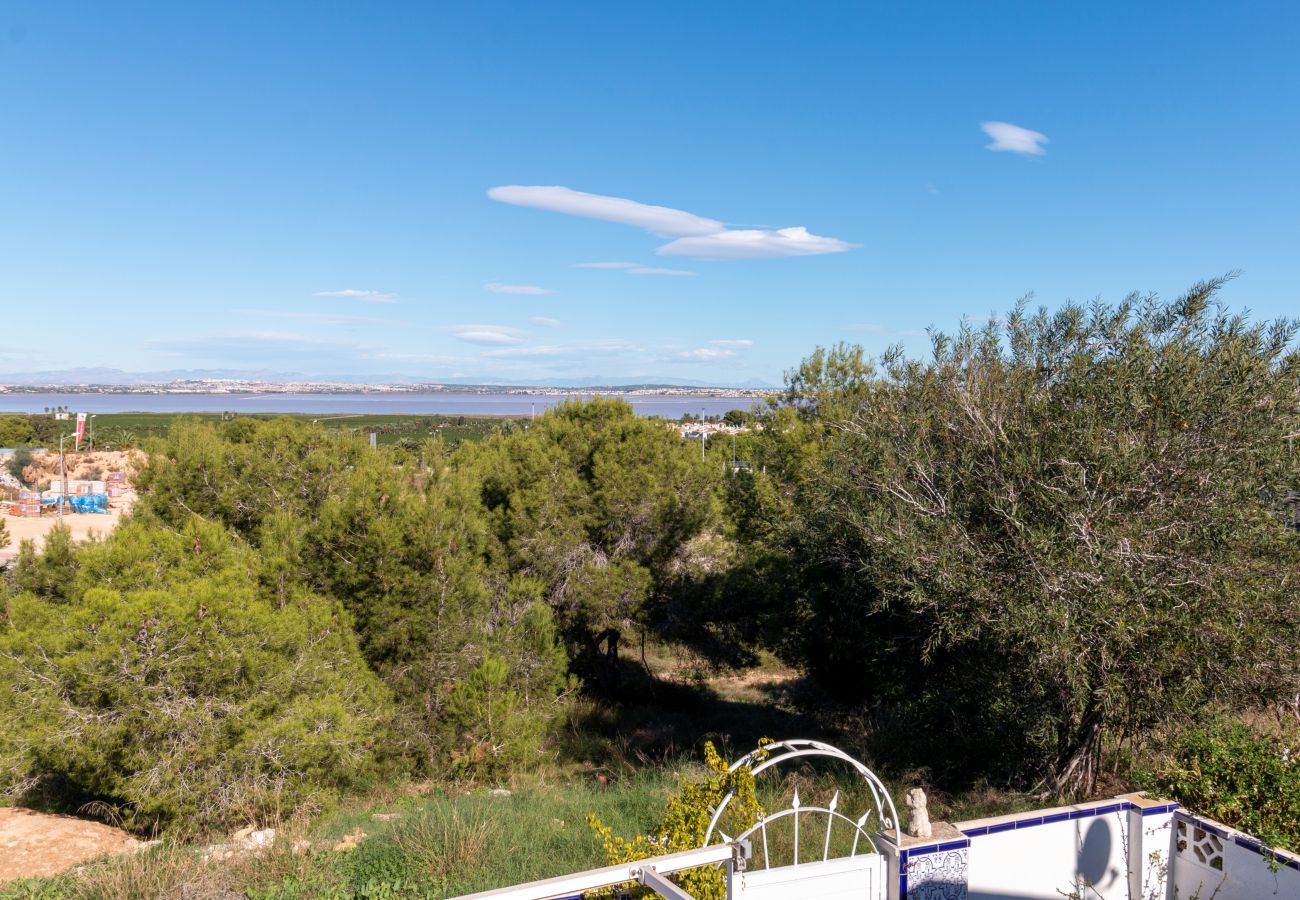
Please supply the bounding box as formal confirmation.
[575,261,696,276]
[710,339,753,348]
[490,185,855,260]
[528,316,561,327]
[980,121,1049,156]
[658,226,855,260]
[675,347,737,362]
[485,282,555,295]
[314,289,398,304]
[488,185,722,237]
[449,324,527,345]
[483,339,638,358]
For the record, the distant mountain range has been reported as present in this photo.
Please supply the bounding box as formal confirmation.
[0,367,780,391]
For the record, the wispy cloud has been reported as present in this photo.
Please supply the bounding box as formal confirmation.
[314,289,399,304]
[488,185,722,237]
[485,282,555,295]
[483,339,638,358]
[710,339,753,348]
[489,185,856,260]
[658,227,854,260]
[528,316,561,327]
[449,324,527,345]
[674,347,737,362]
[980,121,1049,156]
[575,261,696,277]
[841,323,928,337]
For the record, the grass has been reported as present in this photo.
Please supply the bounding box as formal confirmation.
[0,641,1040,898]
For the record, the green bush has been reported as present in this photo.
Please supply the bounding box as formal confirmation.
[0,416,37,448]
[133,416,578,776]
[5,447,34,485]
[0,516,399,836]
[1146,721,1300,852]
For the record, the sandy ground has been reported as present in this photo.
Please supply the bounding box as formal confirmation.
[1,505,128,564]
[0,807,142,882]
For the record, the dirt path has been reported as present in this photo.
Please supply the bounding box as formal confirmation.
[0,807,141,882]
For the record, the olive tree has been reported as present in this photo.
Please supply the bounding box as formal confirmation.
[766,280,1300,795]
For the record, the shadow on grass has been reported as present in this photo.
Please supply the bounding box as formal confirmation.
[558,654,826,778]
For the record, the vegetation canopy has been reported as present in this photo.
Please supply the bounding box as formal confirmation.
[753,279,1300,795]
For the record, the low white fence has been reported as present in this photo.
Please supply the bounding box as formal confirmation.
[881,794,1300,900]
[450,738,1299,900]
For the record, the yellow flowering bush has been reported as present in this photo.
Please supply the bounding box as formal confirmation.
[587,740,771,899]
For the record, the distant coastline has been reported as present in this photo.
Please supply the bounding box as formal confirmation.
[0,387,768,418]
[0,381,772,398]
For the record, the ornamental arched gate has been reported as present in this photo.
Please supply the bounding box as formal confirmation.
[455,738,897,900]
[704,739,897,900]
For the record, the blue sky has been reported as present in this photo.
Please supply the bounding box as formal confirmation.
[2,2,1297,385]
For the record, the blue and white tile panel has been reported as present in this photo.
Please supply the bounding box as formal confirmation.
[899,838,970,900]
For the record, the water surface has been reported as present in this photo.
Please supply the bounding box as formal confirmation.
[0,392,763,418]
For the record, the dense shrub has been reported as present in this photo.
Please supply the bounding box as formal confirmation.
[133,417,574,774]
[0,517,397,835]
[1146,721,1300,852]
[0,416,37,448]
[5,447,34,485]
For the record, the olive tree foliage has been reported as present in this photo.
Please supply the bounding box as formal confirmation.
[133,417,571,773]
[460,398,720,680]
[0,518,394,835]
[758,282,1300,796]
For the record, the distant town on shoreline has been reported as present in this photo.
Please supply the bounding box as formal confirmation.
[0,369,779,397]
[0,380,772,397]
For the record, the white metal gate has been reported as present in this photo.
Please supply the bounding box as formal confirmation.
[705,739,895,900]
[731,852,884,900]
[453,739,896,900]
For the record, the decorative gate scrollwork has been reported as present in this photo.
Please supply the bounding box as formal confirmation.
[703,738,900,871]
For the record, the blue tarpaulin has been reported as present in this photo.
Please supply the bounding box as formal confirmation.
[40,493,109,513]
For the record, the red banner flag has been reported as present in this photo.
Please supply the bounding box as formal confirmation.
[75,412,86,450]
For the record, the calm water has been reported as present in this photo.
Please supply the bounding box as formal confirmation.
[0,392,763,418]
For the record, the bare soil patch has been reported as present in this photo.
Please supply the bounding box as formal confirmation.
[0,807,142,882]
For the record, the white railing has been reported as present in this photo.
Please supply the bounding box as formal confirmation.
[451,841,750,900]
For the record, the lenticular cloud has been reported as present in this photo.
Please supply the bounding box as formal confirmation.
[488,185,856,260]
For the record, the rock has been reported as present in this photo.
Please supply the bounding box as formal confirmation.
[241,828,276,851]
[133,839,163,854]
[490,788,512,797]
[200,843,234,862]
[332,829,366,852]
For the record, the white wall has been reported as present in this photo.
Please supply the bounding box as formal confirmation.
[961,801,1134,900]
[1169,812,1300,900]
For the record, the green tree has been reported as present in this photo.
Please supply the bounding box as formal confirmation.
[5,448,34,486]
[0,516,396,835]
[759,281,1300,795]
[133,416,572,772]
[0,416,36,447]
[463,398,720,680]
